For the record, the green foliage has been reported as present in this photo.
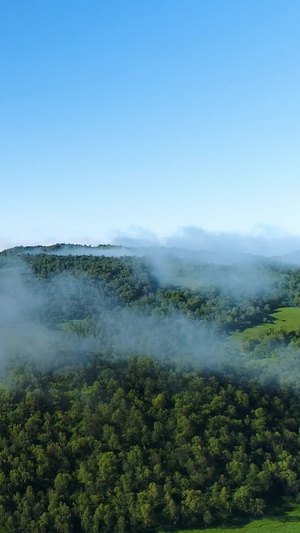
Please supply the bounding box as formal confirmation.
[159,500,300,532]
[0,356,298,531]
[1,248,300,531]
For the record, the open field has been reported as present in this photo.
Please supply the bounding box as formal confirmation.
[159,500,300,532]
[233,306,300,341]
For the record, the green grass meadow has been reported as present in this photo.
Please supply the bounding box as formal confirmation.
[234,306,300,341]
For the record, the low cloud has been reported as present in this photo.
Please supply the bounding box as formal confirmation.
[112,225,300,259]
[0,260,226,372]
[0,252,299,386]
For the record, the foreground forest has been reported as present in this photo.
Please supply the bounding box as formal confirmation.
[1,245,300,532]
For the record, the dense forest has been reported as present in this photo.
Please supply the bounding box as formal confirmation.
[1,245,300,531]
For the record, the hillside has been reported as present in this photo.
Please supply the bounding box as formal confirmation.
[0,246,300,531]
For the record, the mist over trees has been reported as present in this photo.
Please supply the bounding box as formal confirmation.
[1,245,300,531]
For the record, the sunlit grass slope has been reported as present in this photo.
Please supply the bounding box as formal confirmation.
[234,306,300,340]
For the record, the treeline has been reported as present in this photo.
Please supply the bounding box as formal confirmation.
[3,251,300,331]
[0,355,299,532]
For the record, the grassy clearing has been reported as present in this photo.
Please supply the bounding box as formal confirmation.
[159,500,300,532]
[234,307,300,341]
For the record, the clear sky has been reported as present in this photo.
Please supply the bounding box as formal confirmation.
[1,0,300,249]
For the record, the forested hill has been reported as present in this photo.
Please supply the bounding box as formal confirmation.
[1,246,300,531]
[2,243,300,331]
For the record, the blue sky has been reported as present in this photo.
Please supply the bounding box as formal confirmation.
[1,0,300,249]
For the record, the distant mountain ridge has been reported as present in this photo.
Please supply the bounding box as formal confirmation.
[0,243,124,256]
[0,243,263,264]
[271,250,300,265]
[2,243,300,266]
